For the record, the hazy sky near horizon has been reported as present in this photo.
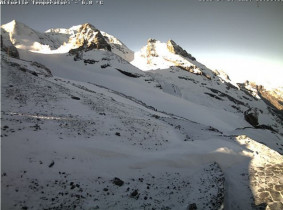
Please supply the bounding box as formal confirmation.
[1,0,283,87]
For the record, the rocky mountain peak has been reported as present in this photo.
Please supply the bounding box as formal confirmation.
[69,23,111,54]
[1,20,17,32]
[167,39,196,61]
[146,38,158,58]
[147,38,157,43]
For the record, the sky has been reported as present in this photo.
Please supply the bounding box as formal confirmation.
[1,0,283,87]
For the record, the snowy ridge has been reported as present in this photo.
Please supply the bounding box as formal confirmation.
[1,20,283,210]
[1,20,133,62]
[1,20,64,52]
[101,31,134,62]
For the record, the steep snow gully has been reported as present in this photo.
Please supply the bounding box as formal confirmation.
[1,20,283,210]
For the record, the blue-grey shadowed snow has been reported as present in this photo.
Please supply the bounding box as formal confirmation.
[1,0,283,86]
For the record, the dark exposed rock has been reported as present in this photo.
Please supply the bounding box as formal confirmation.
[256,124,276,132]
[69,46,84,57]
[244,108,259,127]
[112,177,124,186]
[31,72,38,77]
[187,203,197,210]
[146,39,158,58]
[101,64,110,68]
[208,126,223,134]
[48,161,55,168]
[31,62,53,77]
[71,96,80,100]
[130,189,139,198]
[115,68,140,78]
[84,59,98,64]
[208,88,245,105]
[205,93,223,101]
[167,40,196,61]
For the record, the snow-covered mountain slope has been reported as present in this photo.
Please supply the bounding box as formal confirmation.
[2,52,283,210]
[19,48,257,132]
[1,21,283,210]
[1,20,134,62]
[132,39,196,71]
[131,38,282,132]
[1,20,65,51]
[101,31,134,62]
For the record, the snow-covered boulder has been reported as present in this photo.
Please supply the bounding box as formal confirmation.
[244,108,259,127]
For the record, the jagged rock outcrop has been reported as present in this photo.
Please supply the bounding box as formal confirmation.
[167,40,196,61]
[256,85,283,111]
[244,108,259,127]
[69,23,111,56]
[146,38,158,57]
[238,81,283,124]
[213,69,231,82]
[1,29,19,58]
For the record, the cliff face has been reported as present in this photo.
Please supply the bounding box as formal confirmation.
[146,38,159,57]
[256,86,283,111]
[69,23,111,54]
[1,28,20,58]
[167,40,196,61]
[240,81,283,111]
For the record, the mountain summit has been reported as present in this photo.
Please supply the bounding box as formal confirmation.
[131,38,200,72]
[1,20,134,61]
[69,23,112,52]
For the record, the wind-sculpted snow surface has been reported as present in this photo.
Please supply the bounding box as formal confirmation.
[1,20,283,210]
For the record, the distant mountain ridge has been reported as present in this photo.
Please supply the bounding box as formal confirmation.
[1,20,134,61]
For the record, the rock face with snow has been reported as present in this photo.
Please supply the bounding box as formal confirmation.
[69,23,111,52]
[146,38,159,58]
[244,108,259,127]
[1,20,133,62]
[1,20,283,210]
[238,81,283,122]
[1,20,64,51]
[131,38,212,80]
[167,39,196,61]
[1,28,19,58]
[101,31,134,62]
